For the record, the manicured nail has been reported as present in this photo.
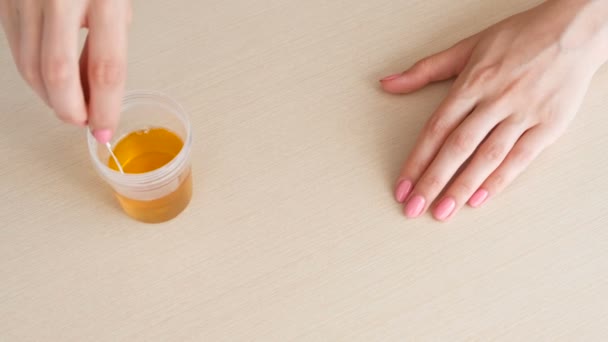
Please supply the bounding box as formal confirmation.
[469,189,489,208]
[93,129,112,144]
[395,180,413,203]
[434,197,456,221]
[380,73,402,82]
[404,195,426,218]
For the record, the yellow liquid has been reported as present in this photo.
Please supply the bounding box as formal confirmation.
[108,128,192,223]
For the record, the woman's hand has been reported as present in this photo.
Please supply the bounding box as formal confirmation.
[0,0,131,143]
[381,0,608,221]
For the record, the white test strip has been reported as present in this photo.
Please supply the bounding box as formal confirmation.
[106,142,125,174]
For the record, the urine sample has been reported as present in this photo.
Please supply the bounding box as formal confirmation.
[88,91,193,223]
[107,128,192,222]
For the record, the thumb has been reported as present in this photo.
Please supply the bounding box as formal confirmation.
[380,35,479,94]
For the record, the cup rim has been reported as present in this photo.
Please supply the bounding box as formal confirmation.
[87,90,192,188]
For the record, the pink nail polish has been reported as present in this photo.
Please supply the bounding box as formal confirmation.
[434,197,456,221]
[93,129,112,144]
[404,195,426,218]
[469,189,489,208]
[380,73,402,82]
[395,180,412,203]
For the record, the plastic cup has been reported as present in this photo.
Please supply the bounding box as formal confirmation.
[87,91,193,223]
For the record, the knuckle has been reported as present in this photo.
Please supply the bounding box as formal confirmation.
[541,110,560,125]
[499,78,522,100]
[451,86,477,103]
[449,130,474,154]
[414,57,434,74]
[504,113,528,126]
[43,56,72,85]
[89,59,124,87]
[462,63,500,91]
[426,115,449,139]
[510,145,534,163]
[480,141,507,162]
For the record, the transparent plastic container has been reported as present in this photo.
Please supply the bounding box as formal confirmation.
[87,91,193,223]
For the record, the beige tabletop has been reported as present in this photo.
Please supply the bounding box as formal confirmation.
[2,0,608,340]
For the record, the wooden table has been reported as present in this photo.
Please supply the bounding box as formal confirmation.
[2,0,607,340]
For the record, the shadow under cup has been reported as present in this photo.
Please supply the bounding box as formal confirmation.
[87,91,193,223]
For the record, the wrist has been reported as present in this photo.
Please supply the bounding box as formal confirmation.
[557,0,608,65]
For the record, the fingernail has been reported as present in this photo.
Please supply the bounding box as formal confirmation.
[404,195,426,218]
[469,189,489,208]
[395,180,413,203]
[380,73,402,82]
[434,197,456,221]
[93,129,112,144]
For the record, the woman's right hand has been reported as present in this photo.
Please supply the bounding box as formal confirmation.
[0,0,131,144]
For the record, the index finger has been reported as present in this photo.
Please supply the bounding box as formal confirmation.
[41,1,87,126]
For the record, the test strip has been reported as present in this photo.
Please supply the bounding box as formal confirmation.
[106,142,125,174]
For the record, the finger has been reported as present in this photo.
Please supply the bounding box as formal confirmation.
[16,0,49,105]
[40,2,87,126]
[471,126,553,208]
[432,121,526,221]
[79,35,90,105]
[394,87,478,204]
[403,103,509,218]
[0,0,20,61]
[86,0,129,144]
[380,35,479,94]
